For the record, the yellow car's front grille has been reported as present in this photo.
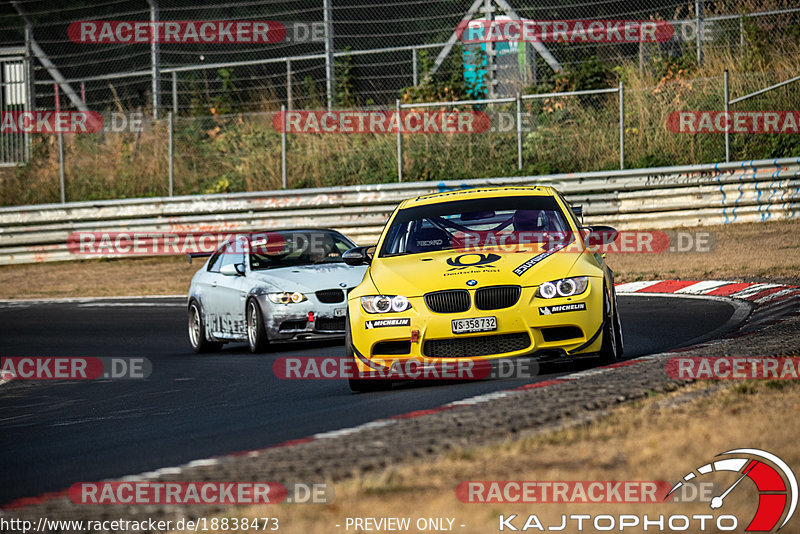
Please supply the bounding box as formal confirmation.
[424,286,523,314]
[423,332,530,358]
[424,290,470,313]
[475,285,521,310]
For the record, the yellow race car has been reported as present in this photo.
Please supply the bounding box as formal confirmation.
[342,186,623,392]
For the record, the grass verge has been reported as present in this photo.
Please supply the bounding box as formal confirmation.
[199,380,800,534]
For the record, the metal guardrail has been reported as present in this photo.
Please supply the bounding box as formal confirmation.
[1,157,798,265]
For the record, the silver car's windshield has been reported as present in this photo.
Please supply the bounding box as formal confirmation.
[249,230,355,270]
[379,195,572,257]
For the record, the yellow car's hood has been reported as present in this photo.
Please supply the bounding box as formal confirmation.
[368,246,585,296]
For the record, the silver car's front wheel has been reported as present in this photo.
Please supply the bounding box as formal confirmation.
[188,301,222,353]
[246,299,269,353]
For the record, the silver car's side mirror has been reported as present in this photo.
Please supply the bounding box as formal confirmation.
[342,246,373,266]
[220,263,245,276]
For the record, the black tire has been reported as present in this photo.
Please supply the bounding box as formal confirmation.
[188,300,223,353]
[346,312,391,393]
[597,285,623,364]
[246,298,270,353]
[611,286,624,357]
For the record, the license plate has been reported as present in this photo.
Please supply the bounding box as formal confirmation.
[452,316,497,334]
[334,308,346,317]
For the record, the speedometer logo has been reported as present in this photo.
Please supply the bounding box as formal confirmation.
[667,449,797,531]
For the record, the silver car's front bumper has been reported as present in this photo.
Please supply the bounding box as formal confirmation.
[258,296,348,340]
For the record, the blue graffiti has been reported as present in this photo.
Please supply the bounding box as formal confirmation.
[437,182,472,193]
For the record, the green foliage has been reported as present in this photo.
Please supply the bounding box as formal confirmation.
[399,49,471,104]
[302,76,324,108]
[650,47,697,83]
[334,49,356,108]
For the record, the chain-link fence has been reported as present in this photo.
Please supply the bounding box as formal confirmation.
[2,1,798,114]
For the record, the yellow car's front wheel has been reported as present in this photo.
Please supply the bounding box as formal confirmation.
[597,283,624,364]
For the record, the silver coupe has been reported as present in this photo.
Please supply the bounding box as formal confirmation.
[188,229,367,353]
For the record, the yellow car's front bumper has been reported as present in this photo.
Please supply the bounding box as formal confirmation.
[349,277,605,373]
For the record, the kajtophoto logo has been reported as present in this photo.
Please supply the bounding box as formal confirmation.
[666,449,797,532]
[494,449,796,532]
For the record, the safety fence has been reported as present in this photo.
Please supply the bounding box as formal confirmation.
[5,2,799,117]
[1,156,797,265]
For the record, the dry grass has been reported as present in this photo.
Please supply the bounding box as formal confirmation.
[0,219,796,299]
[607,219,800,283]
[204,381,800,534]
[0,256,193,299]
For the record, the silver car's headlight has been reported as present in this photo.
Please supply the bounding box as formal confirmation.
[536,277,589,299]
[267,291,307,304]
[360,295,412,314]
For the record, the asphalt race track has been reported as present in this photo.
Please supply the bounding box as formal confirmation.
[0,294,741,505]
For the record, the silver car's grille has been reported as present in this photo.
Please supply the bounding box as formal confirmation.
[316,289,345,303]
[279,319,307,331]
[475,285,521,310]
[424,290,470,313]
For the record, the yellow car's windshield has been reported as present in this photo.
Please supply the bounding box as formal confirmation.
[379,196,573,257]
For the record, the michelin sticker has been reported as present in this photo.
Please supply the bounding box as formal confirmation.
[366,318,411,329]
[539,303,587,315]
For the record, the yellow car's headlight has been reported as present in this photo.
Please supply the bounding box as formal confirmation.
[536,276,589,299]
[360,295,413,314]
